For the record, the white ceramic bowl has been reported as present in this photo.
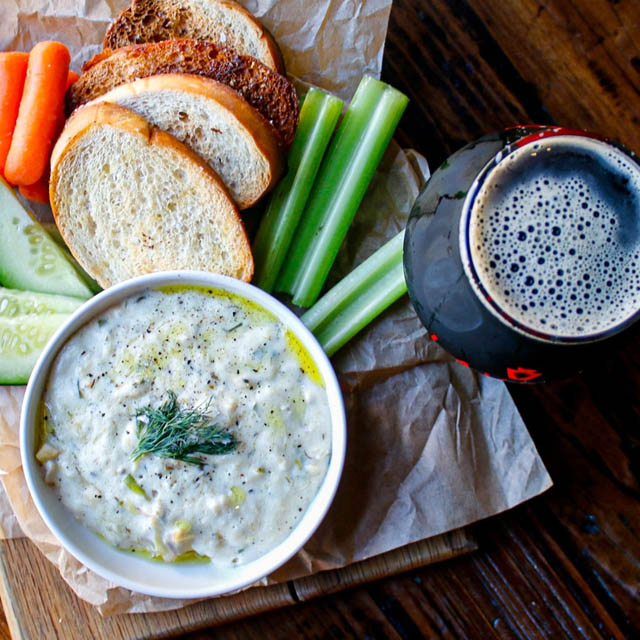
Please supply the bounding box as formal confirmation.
[20,271,346,599]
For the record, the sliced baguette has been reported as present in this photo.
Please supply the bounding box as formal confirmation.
[87,74,283,209]
[67,39,298,148]
[104,0,284,73]
[49,102,253,288]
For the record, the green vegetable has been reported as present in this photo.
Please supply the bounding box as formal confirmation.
[124,474,149,500]
[301,230,407,356]
[174,519,191,533]
[42,223,102,294]
[276,76,408,307]
[0,286,84,317]
[0,177,93,299]
[252,88,343,291]
[230,486,246,508]
[0,288,84,384]
[132,391,237,465]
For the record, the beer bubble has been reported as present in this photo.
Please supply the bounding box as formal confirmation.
[468,136,640,337]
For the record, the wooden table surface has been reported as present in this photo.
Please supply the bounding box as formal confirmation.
[2,0,639,637]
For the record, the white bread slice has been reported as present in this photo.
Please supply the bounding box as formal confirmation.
[104,0,284,73]
[68,40,298,148]
[49,102,253,288]
[88,74,283,209]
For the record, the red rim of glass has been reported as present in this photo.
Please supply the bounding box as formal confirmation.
[460,126,640,345]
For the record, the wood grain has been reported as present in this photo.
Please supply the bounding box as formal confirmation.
[472,0,640,152]
[0,531,475,640]
[182,508,634,639]
[384,0,640,166]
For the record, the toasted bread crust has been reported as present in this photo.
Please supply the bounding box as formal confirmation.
[50,102,254,285]
[67,39,298,148]
[50,102,151,171]
[104,0,284,73]
[89,73,283,208]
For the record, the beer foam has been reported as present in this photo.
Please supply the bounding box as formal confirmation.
[468,135,640,338]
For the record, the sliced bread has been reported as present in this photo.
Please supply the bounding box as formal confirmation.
[104,0,284,73]
[67,39,298,148]
[88,73,283,209]
[49,102,253,288]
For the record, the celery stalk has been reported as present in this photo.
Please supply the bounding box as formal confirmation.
[301,230,407,356]
[276,76,385,297]
[276,76,408,307]
[252,89,343,291]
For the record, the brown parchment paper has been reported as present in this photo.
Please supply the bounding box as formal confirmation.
[0,0,552,616]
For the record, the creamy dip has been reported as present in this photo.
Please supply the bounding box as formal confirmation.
[38,286,331,566]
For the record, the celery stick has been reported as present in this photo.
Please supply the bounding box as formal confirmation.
[276,76,408,307]
[312,260,406,356]
[302,230,404,331]
[252,89,343,291]
[301,231,407,356]
[276,76,385,296]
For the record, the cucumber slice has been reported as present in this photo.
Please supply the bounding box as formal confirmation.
[0,287,84,318]
[0,177,93,299]
[0,313,72,385]
[41,222,64,247]
[42,223,102,295]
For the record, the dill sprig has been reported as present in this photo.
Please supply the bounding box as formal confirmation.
[131,391,237,465]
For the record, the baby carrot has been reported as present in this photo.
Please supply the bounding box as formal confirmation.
[66,69,79,89]
[17,70,79,205]
[19,172,50,204]
[0,52,28,178]
[18,68,79,204]
[4,41,70,186]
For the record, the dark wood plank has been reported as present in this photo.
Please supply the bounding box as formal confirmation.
[180,507,630,640]
[471,0,640,152]
[383,0,640,163]
[0,531,474,639]
[507,345,640,634]
[379,509,629,639]
[382,0,552,162]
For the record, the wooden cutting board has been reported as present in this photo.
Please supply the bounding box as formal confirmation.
[0,529,475,639]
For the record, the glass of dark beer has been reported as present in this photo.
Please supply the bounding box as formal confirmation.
[403,126,640,382]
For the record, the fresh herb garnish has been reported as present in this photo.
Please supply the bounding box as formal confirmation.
[132,391,237,465]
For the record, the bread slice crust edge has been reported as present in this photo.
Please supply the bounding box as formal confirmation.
[104,0,284,73]
[67,39,298,149]
[49,102,254,287]
[86,73,284,209]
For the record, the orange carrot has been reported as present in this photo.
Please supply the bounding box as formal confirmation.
[19,171,50,204]
[66,69,79,89]
[0,52,28,178]
[17,69,80,204]
[4,41,70,186]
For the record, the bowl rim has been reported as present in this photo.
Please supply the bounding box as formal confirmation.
[20,270,346,599]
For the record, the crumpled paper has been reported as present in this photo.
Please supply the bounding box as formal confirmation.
[0,0,552,616]
[0,0,391,100]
